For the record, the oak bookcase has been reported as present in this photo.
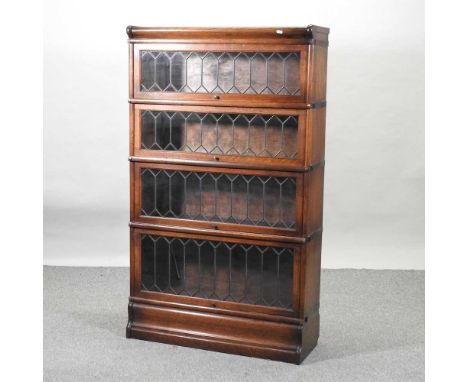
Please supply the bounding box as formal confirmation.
[126,25,329,364]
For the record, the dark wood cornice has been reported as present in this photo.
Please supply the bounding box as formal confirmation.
[126,25,329,45]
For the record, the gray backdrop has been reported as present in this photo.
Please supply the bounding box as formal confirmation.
[44,0,424,269]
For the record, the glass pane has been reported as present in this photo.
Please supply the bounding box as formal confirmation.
[140,51,301,95]
[141,234,294,309]
[140,169,296,228]
[140,111,299,159]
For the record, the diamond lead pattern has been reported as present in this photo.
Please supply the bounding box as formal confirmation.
[141,169,296,228]
[141,111,298,159]
[140,51,301,95]
[141,234,294,309]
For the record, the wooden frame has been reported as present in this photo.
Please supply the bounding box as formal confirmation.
[126,25,329,364]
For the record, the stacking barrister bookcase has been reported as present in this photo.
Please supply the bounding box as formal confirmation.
[126,25,329,364]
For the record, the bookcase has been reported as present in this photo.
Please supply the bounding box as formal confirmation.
[126,25,329,364]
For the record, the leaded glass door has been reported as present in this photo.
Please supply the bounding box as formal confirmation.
[132,228,301,315]
[132,44,308,107]
[132,162,303,236]
[132,104,307,170]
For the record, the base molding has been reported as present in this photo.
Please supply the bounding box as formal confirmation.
[127,301,318,364]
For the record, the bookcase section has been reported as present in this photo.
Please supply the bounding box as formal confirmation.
[139,232,295,309]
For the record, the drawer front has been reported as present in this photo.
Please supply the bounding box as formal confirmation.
[132,43,308,106]
[132,104,306,169]
[132,162,303,236]
[132,228,301,315]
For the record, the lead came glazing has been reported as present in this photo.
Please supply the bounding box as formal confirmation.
[140,51,301,95]
[140,111,299,159]
[141,234,294,309]
[140,169,296,228]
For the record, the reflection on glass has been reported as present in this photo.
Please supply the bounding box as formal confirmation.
[141,234,294,309]
[141,111,298,159]
[140,51,300,95]
[141,169,296,228]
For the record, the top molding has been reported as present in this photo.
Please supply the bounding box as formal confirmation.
[126,25,329,45]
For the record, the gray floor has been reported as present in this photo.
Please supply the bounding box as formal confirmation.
[44,267,424,381]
